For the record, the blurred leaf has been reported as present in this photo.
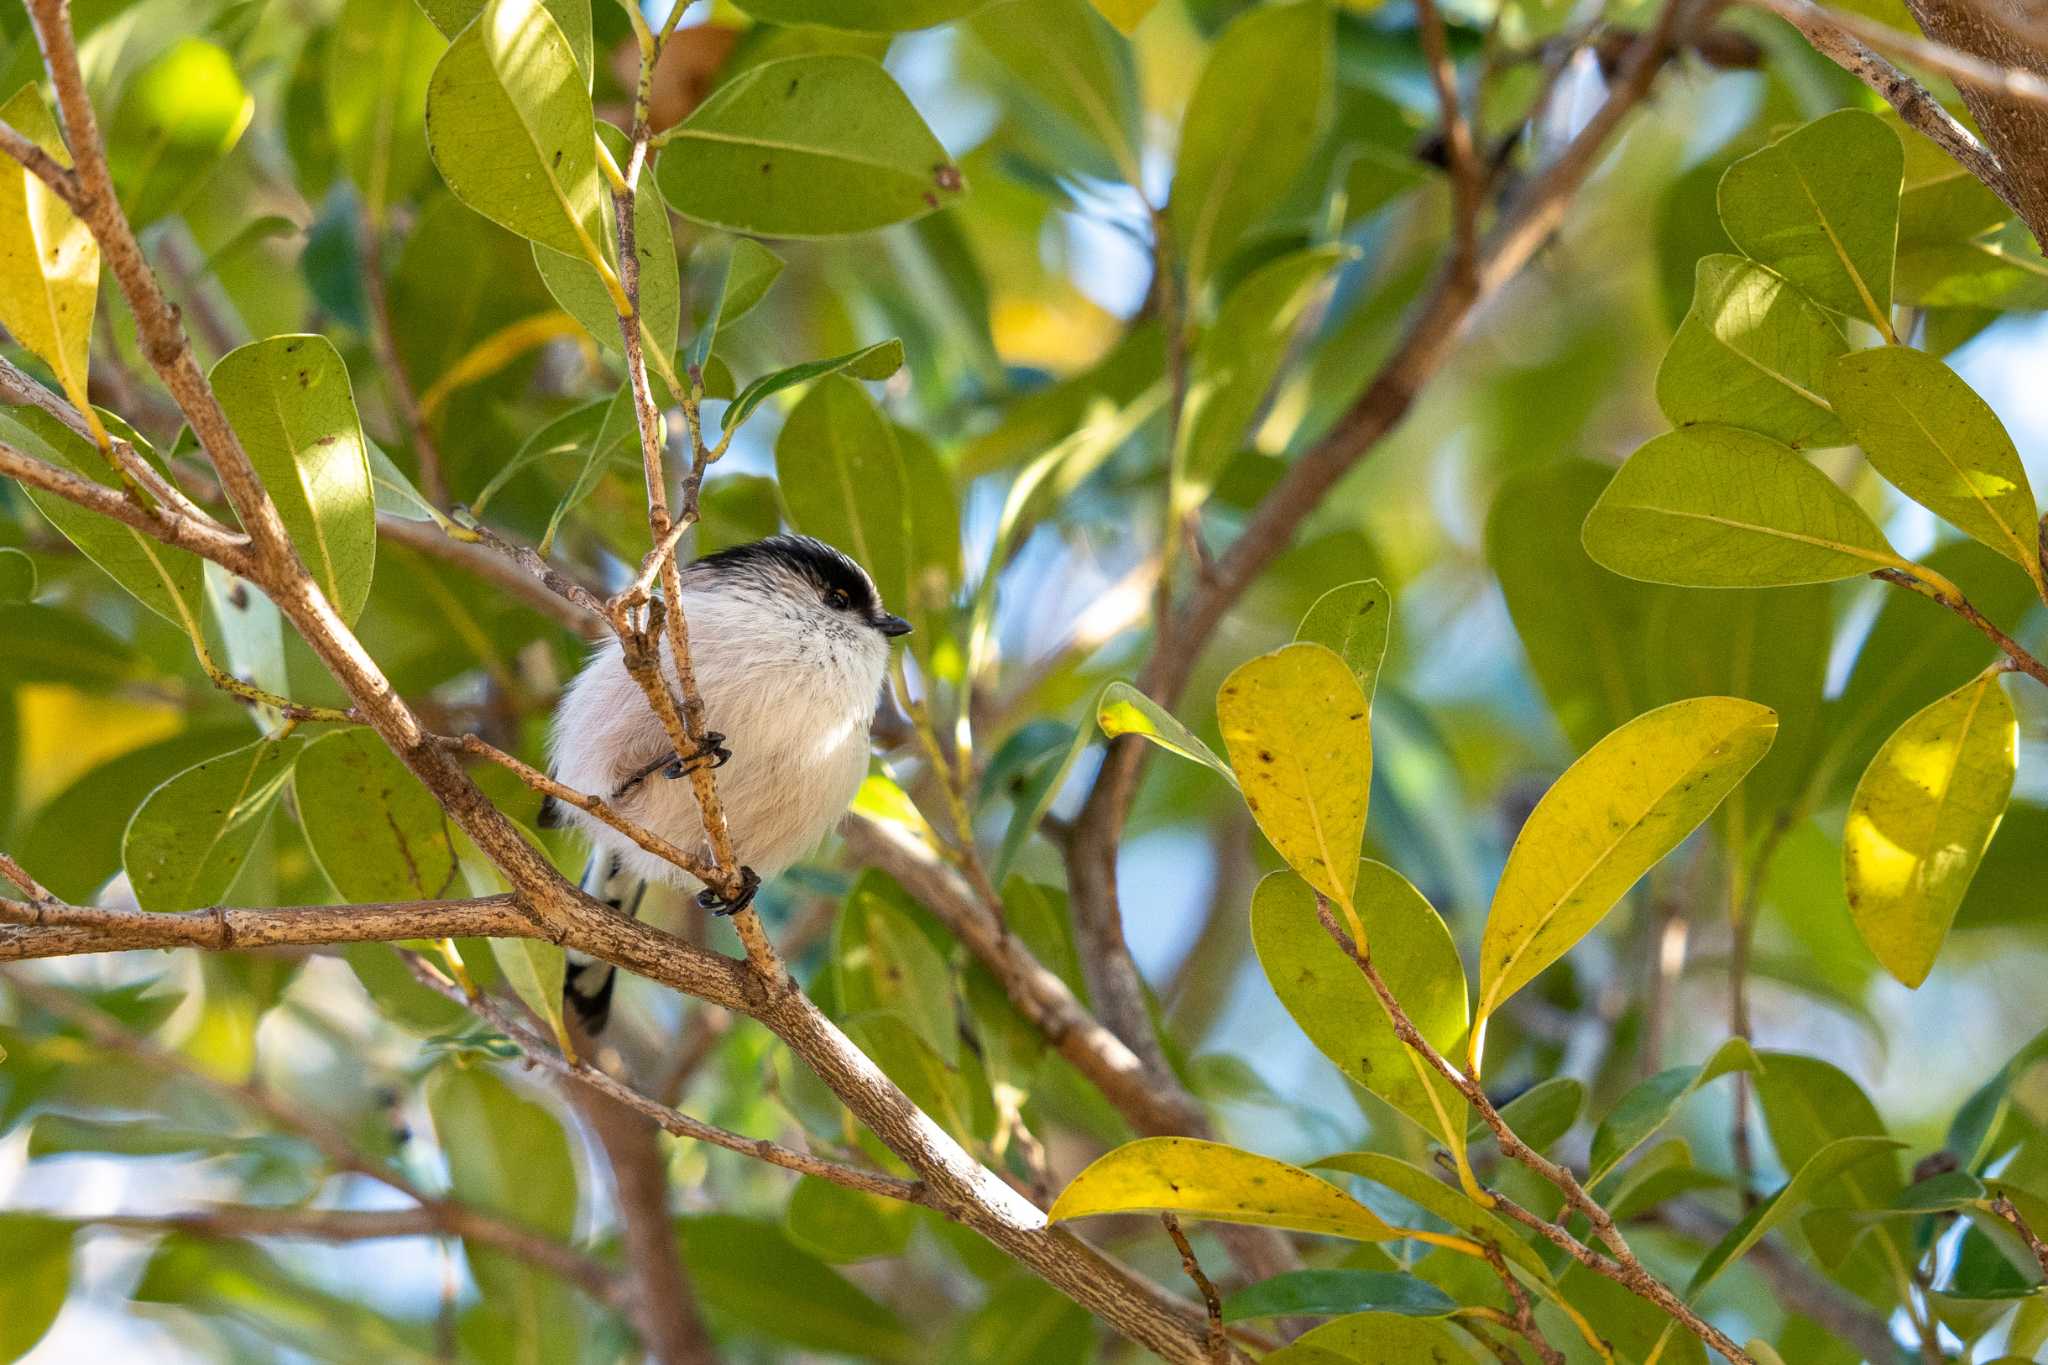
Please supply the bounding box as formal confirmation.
[2,408,206,634]
[1296,1312,1474,1362]
[106,38,253,227]
[489,937,570,1054]
[1222,1268,1455,1321]
[543,381,639,553]
[1583,424,1903,586]
[123,734,306,912]
[1261,1348,1355,1365]
[1295,578,1389,702]
[774,372,912,613]
[1252,865,1467,1144]
[0,602,135,688]
[0,1214,70,1364]
[1179,244,1351,499]
[988,717,1087,880]
[1476,697,1777,1028]
[425,0,607,261]
[1718,109,1901,329]
[0,83,95,417]
[1169,0,1333,288]
[1217,642,1370,908]
[535,123,681,369]
[294,728,456,901]
[654,56,965,237]
[0,547,33,602]
[1844,670,2016,988]
[678,1214,918,1361]
[1588,1038,1761,1185]
[719,236,786,330]
[326,0,444,223]
[1089,0,1158,32]
[1689,1135,1905,1292]
[1655,255,1849,448]
[1050,1136,1401,1241]
[1096,682,1235,787]
[968,0,1140,182]
[943,1275,1094,1363]
[1826,345,2046,591]
[1490,458,1663,751]
[727,0,993,29]
[835,870,958,1063]
[784,1174,914,1263]
[1474,1076,1584,1154]
[722,337,904,434]
[212,334,377,626]
[133,1234,434,1362]
[1949,1028,2048,1170]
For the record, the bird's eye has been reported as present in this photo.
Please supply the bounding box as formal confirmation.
[826,588,852,611]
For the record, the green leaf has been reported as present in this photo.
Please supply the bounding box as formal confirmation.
[719,237,786,330]
[722,338,905,434]
[1474,1076,1584,1154]
[1475,697,1777,1026]
[425,0,607,262]
[1844,670,2016,988]
[727,0,993,30]
[0,1215,71,1364]
[1588,1038,1762,1185]
[542,382,640,554]
[0,602,135,688]
[784,1175,914,1263]
[417,0,593,87]
[967,0,1141,183]
[1825,346,2045,590]
[1,408,206,634]
[326,0,445,223]
[1582,424,1904,586]
[1096,681,1236,787]
[1295,578,1390,702]
[1297,1313,1476,1363]
[1169,0,1332,288]
[366,441,450,526]
[0,83,96,417]
[677,1215,919,1362]
[294,729,458,902]
[0,547,33,603]
[1949,1028,2048,1169]
[654,56,965,238]
[1048,1136,1401,1242]
[470,393,608,516]
[1252,865,1467,1143]
[134,1235,435,1362]
[1802,1171,1988,1270]
[1221,1268,1456,1322]
[1655,255,1849,448]
[1490,459,1663,752]
[774,373,912,614]
[943,1277,1092,1364]
[106,38,254,228]
[1179,244,1352,497]
[1689,1135,1905,1293]
[1717,109,1901,329]
[1260,1348,1355,1365]
[212,334,377,626]
[428,1066,577,1240]
[1217,642,1371,908]
[835,871,958,1064]
[988,718,1090,880]
[123,734,306,913]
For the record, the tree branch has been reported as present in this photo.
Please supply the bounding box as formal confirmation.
[0,891,541,961]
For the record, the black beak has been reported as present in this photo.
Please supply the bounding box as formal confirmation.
[875,613,913,638]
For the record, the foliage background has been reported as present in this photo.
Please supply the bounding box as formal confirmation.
[1,0,2046,1360]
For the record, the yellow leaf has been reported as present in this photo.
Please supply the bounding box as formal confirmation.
[417,310,584,416]
[1844,670,2015,988]
[1086,0,1158,35]
[1476,697,1777,1030]
[1217,642,1370,911]
[0,84,97,420]
[1048,1136,1400,1242]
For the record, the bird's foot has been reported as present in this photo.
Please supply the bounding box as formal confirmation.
[697,866,761,917]
[663,731,730,780]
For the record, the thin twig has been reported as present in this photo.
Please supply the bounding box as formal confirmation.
[1990,1192,2048,1280]
[1751,0,2048,108]
[1876,568,2048,688]
[1160,1214,1227,1363]
[1480,1238,1566,1365]
[1416,0,1484,276]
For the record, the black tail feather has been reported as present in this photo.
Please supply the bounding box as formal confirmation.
[564,851,646,1036]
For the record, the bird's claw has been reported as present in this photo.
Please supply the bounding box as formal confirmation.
[697,866,761,917]
[664,731,730,779]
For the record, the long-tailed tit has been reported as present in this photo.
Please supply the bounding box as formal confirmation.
[540,535,911,1031]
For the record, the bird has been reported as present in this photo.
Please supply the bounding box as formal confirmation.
[539,534,912,1033]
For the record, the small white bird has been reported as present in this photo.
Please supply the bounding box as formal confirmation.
[541,535,911,1030]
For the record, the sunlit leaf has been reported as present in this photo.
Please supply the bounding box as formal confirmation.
[425,0,608,262]
[726,0,992,29]
[1088,0,1158,33]
[1049,1136,1401,1241]
[1095,682,1236,787]
[0,83,96,418]
[1476,697,1777,1027]
[326,0,445,223]
[1655,255,1849,448]
[1826,345,2045,590]
[212,334,377,625]
[123,735,306,912]
[1844,670,2016,988]
[1217,642,1371,907]
[1718,109,1901,329]
[1294,578,1390,702]
[106,39,254,227]
[1168,0,1332,288]
[834,871,958,1064]
[654,56,964,238]
[1583,424,1903,586]
[968,0,1141,182]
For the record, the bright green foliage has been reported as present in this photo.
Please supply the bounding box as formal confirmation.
[776,374,913,615]
[1718,110,1901,329]
[106,39,253,227]
[1294,578,1391,700]
[1295,1312,1472,1362]
[654,56,965,238]
[0,1216,72,1363]
[1655,255,1848,448]
[293,729,457,901]
[1844,671,2016,987]
[1583,425,1902,586]
[534,128,681,369]
[326,0,446,224]
[122,735,306,912]
[728,0,995,30]
[1095,681,1236,786]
